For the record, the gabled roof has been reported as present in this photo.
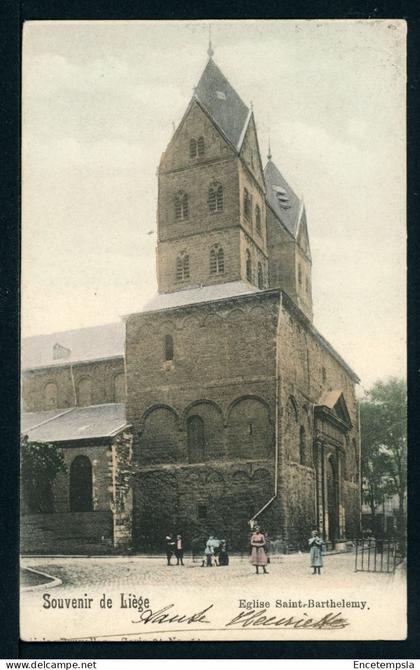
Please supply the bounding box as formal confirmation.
[316,389,352,428]
[21,403,128,443]
[194,58,250,151]
[264,158,302,238]
[22,322,125,371]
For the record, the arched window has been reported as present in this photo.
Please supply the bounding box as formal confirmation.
[299,426,306,465]
[113,372,126,403]
[246,249,252,282]
[77,377,92,407]
[197,136,205,156]
[164,334,174,361]
[187,415,205,463]
[45,382,58,409]
[189,138,197,158]
[243,188,251,220]
[69,455,93,512]
[257,262,264,289]
[255,204,262,235]
[175,191,189,221]
[210,245,224,274]
[176,252,190,280]
[208,182,223,213]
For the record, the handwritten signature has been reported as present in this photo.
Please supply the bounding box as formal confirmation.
[131,604,349,630]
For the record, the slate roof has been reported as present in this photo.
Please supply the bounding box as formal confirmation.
[22,322,125,371]
[194,58,250,151]
[140,280,259,314]
[21,408,74,433]
[22,403,128,443]
[264,159,302,238]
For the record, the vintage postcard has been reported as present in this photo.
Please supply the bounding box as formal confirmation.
[20,19,407,642]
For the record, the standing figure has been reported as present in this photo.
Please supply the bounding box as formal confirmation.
[203,536,215,566]
[309,529,324,574]
[250,525,269,574]
[175,534,184,565]
[165,534,175,566]
[218,540,229,566]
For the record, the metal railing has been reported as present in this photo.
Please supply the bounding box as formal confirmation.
[354,538,404,573]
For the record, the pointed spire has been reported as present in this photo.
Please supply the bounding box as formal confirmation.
[267,138,272,161]
[207,25,214,59]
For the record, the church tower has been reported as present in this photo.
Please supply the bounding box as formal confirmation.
[156,54,269,294]
[264,154,313,320]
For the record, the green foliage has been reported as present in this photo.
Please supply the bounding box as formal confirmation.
[21,437,66,513]
[360,378,407,538]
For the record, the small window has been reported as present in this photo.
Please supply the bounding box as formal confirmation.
[257,262,264,289]
[243,189,251,221]
[322,367,327,384]
[45,382,58,409]
[305,277,310,294]
[246,249,252,282]
[175,191,189,221]
[189,138,197,158]
[255,205,262,236]
[197,136,205,156]
[208,182,223,213]
[198,504,207,520]
[164,334,174,362]
[77,377,92,407]
[176,252,190,280]
[210,245,224,274]
[298,265,302,286]
[299,426,306,465]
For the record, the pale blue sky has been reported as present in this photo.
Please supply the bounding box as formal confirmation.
[22,20,406,389]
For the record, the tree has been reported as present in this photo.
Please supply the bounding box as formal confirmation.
[21,437,66,513]
[360,378,407,547]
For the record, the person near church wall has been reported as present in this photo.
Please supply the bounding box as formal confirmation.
[175,533,184,565]
[250,525,269,574]
[165,534,175,566]
[309,529,324,574]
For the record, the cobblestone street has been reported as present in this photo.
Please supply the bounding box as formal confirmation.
[21,551,400,589]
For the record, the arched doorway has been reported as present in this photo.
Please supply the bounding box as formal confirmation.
[69,455,93,512]
[326,456,339,543]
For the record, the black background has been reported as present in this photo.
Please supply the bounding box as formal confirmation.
[1,0,419,660]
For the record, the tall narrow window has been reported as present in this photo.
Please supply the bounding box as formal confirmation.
[246,249,252,282]
[45,382,58,409]
[70,455,93,512]
[113,372,126,403]
[243,188,251,220]
[257,262,264,289]
[255,205,262,235]
[298,265,302,286]
[77,377,92,407]
[187,415,205,463]
[175,191,189,221]
[176,252,190,280]
[197,136,205,155]
[305,277,310,295]
[208,182,223,213]
[189,138,197,158]
[210,245,224,274]
[164,334,174,361]
[299,426,306,465]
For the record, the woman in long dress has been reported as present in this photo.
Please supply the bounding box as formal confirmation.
[250,526,269,574]
[309,529,324,574]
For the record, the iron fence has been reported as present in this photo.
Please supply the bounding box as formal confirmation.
[354,538,404,573]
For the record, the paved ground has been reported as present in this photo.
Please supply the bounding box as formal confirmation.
[21,551,400,589]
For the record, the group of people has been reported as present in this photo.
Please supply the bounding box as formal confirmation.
[164,527,325,574]
[202,536,229,567]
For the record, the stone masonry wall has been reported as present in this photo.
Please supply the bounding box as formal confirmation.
[22,357,125,412]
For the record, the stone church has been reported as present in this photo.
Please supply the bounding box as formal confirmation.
[21,52,360,554]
